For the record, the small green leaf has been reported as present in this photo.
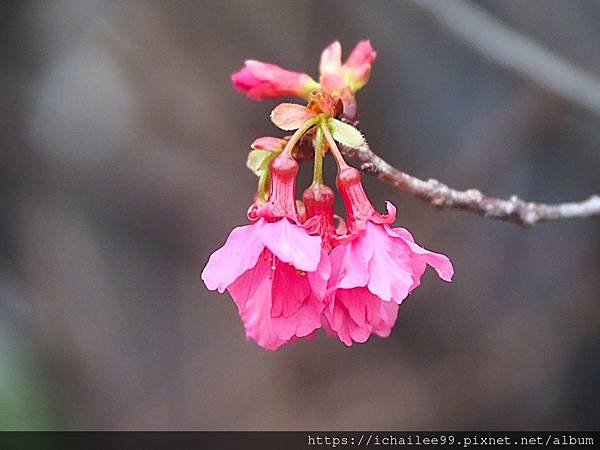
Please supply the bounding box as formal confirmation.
[270,103,316,131]
[247,149,278,176]
[327,118,364,148]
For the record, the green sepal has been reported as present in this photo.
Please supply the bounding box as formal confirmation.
[327,118,364,148]
[247,149,276,176]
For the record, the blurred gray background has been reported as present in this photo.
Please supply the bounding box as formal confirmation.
[1,0,599,430]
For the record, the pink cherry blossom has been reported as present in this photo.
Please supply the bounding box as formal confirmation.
[223,219,328,350]
[201,154,329,350]
[232,60,318,100]
[227,250,325,350]
[323,166,453,346]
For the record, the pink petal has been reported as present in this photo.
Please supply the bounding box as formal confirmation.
[319,41,342,76]
[373,300,399,338]
[201,219,266,293]
[328,235,373,290]
[347,322,372,344]
[260,219,322,272]
[244,60,317,100]
[271,258,311,318]
[272,294,323,339]
[232,60,317,100]
[244,60,293,82]
[387,226,454,282]
[320,73,346,95]
[272,267,323,339]
[344,40,377,69]
[343,287,381,329]
[329,300,353,346]
[307,249,331,300]
[227,254,288,350]
[231,66,262,91]
[324,287,386,346]
[342,40,377,91]
[364,223,412,302]
[228,252,324,349]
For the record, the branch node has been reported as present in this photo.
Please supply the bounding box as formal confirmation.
[360,162,381,175]
[465,189,483,202]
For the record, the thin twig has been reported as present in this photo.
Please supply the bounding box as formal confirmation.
[409,0,600,118]
[340,140,600,227]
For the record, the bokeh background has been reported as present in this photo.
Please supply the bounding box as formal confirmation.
[1,0,599,430]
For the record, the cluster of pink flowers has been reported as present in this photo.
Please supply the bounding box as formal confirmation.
[202,41,453,350]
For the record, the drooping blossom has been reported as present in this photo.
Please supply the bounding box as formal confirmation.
[322,166,454,346]
[201,154,329,350]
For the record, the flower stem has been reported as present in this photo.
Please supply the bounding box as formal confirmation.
[320,119,350,170]
[311,126,325,187]
[281,117,320,157]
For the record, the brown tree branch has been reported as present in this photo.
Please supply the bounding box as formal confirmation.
[340,140,600,227]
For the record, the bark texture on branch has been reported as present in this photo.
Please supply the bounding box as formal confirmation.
[340,141,600,227]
